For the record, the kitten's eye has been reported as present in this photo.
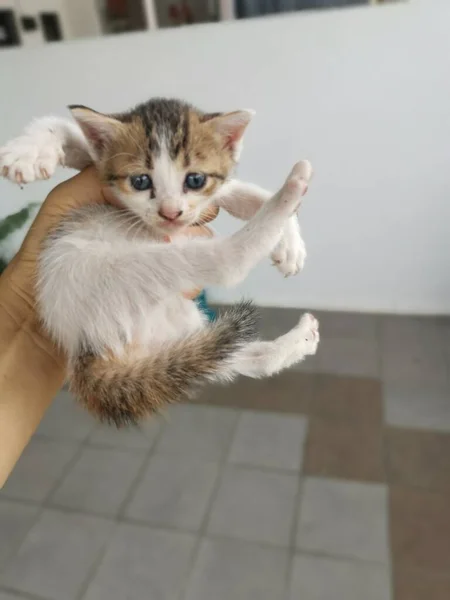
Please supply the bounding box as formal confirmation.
[130,174,152,191]
[185,173,206,191]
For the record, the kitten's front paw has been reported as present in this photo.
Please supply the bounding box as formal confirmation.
[271,160,312,218]
[297,313,320,355]
[271,217,306,277]
[0,135,63,184]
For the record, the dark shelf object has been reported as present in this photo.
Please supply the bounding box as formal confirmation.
[0,10,20,47]
[21,15,38,31]
[39,12,63,42]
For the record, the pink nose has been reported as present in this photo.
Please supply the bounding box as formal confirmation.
[158,208,183,221]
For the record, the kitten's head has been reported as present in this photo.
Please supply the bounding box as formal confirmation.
[69,99,253,233]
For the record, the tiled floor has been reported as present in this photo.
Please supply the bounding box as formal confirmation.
[1,307,450,600]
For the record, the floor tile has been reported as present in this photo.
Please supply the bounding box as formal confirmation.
[156,404,238,461]
[0,500,39,570]
[258,306,304,340]
[36,390,97,441]
[228,411,308,471]
[0,438,79,503]
[288,554,391,600]
[381,349,448,385]
[304,419,384,482]
[380,317,447,384]
[394,568,450,600]
[297,478,389,563]
[193,371,313,414]
[84,523,196,600]
[207,466,298,546]
[125,453,219,531]
[386,428,450,494]
[390,486,450,572]
[50,447,146,516]
[185,538,288,600]
[88,417,161,450]
[441,319,450,364]
[316,338,379,378]
[0,509,112,600]
[380,316,444,351]
[316,311,378,342]
[312,375,382,427]
[384,381,450,432]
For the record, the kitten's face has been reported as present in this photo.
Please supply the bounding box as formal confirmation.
[70,99,253,234]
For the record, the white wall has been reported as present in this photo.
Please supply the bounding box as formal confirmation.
[0,0,449,314]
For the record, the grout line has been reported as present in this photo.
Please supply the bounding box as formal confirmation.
[203,531,294,554]
[74,523,117,600]
[42,440,89,506]
[115,420,167,520]
[33,431,94,444]
[294,549,391,568]
[0,495,44,508]
[83,441,153,455]
[375,313,383,380]
[377,315,395,600]
[0,586,49,600]
[75,420,168,600]
[207,460,302,476]
[1,439,114,600]
[175,409,242,600]
[283,417,309,600]
[0,500,48,580]
[8,470,447,525]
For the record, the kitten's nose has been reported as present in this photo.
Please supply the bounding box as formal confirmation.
[158,208,183,221]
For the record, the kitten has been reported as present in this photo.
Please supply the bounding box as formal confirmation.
[0,98,319,427]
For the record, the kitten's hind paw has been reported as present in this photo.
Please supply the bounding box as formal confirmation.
[0,135,63,184]
[296,312,320,355]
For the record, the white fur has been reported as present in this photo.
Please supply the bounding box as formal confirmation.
[215,179,307,275]
[0,117,90,182]
[0,117,319,381]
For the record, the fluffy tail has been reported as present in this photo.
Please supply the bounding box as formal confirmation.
[70,301,258,427]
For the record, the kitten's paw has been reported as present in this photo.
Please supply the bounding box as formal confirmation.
[0,135,64,184]
[271,237,306,277]
[296,312,320,355]
[273,160,313,216]
[285,160,312,199]
[271,219,307,277]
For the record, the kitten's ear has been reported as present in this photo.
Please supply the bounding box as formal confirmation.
[69,105,123,158]
[205,110,255,160]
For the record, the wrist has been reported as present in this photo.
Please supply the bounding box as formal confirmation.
[0,260,64,366]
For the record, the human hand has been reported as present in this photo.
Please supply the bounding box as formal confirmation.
[1,168,115,346]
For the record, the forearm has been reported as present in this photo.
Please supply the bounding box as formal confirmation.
[214,179,272,220]
[0,263,66,487]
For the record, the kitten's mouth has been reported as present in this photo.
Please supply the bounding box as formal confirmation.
[158,213,201,229]
[157,219,193,232]
[160,221,180,228]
